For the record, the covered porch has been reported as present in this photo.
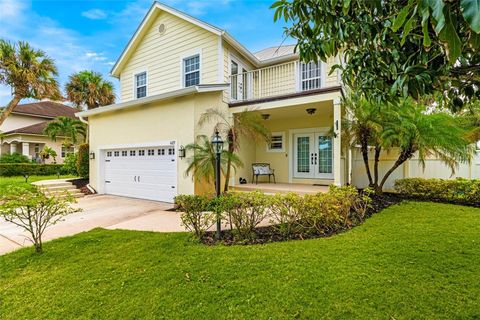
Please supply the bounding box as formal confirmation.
[229,89,347,190]
[0,134,64,164]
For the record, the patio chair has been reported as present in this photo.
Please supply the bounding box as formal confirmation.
[252,163,276,184]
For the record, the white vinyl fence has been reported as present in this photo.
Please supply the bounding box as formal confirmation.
[351,148,480,190]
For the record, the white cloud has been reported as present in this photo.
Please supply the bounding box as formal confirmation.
[81,9,107,20]
[0,0,27,20]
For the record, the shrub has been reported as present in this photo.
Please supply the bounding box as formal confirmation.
[223,191,270,241]
[269,192,302,238]
[76,143,89,178]
[0,152,30,163]
[63,153,78,176]
[394,178,480,206]
[0,163,64,177]
[175,194,213,238]
[0,185,81,253]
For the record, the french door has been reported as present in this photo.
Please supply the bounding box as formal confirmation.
[293,133,333,179]
[231,60,250,101]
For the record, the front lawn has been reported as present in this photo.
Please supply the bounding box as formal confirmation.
[0,175,77,192]
[0,201,479,319]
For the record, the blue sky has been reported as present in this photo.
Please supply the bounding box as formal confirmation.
[0,0,293,106]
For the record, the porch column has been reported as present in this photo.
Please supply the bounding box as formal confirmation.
[333,99,342,186]
[22,142,30,158]
[10,143,17,154]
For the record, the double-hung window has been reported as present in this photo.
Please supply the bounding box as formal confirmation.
[135,72,147,99]
[183,54,200,87]
[300,61,322,91]
[267,132,285,152]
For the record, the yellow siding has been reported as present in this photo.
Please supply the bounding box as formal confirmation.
[119,11,220,102]
[324,56,339,87]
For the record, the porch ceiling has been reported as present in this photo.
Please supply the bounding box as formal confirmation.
[257,101,333,121]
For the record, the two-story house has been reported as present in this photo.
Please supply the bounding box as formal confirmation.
[76,2,480,203]
[1,101,77,164]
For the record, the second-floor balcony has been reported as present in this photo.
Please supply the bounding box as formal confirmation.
[229,60,336,104]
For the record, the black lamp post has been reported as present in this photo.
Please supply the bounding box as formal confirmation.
[211,130,224,239]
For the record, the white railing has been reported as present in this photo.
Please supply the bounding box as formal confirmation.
[229,60,323,102]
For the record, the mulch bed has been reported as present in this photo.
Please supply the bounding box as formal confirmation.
[200,193,404,246]
[67,178,94,195]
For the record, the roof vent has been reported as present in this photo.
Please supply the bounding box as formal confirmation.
[158,24,166,35]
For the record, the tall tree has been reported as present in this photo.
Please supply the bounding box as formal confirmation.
[198,108,270,192]
[272,0,480,104]
[43,116,87,147]
[184,135,242,189]
[65,70,115,110]
[0,40,61,126]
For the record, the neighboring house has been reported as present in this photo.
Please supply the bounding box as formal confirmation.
[76,2,480,203]
[0,101,77,164]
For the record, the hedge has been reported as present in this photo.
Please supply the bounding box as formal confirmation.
[0,163,66,177]
[76,143,89,178]
[394,178,480,206]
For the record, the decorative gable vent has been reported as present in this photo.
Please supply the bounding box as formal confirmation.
[158,23,166,35]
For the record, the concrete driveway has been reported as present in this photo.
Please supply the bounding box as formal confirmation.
[0,195,187,255]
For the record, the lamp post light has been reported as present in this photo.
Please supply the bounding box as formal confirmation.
[211,130,224,239]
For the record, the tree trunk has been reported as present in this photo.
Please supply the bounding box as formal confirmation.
[223,140,234,193]
[373,145,382,186]
[0,95,22,127]
[378,148,414,192]
[360,135,374,186]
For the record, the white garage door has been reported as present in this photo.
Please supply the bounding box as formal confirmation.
[103,146,177,203]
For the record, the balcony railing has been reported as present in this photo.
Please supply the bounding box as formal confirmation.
[229,60,324,103]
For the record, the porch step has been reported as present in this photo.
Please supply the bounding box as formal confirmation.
[33,179,85,198]
[232,183,329,195]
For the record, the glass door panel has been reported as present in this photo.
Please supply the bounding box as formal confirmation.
[315,135,333,179]
[294,134,314,178]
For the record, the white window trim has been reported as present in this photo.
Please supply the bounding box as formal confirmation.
[299,61,323,91]
[133,70,148,99]
[181,50,202,88]
[267,132,285,153]
[229,53,251,100]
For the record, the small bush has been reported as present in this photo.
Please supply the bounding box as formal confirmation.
[63,153,78,176]
[0,163,64,177]
[0,153,31,163]
[0,185,81,253]
[394,178,480,206]
[175,194,213,238]
[77,143,89,178]
[223,191,270,241]
[269,192,302,238]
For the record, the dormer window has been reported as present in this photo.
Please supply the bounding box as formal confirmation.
[183,54,200,87]
[135,72,147,99]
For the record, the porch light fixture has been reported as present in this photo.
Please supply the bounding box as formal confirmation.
[89,152,95,160]
[306,108,317,115]
[262,114,270,120]
[211,130,224,240]
[178,145,186,159]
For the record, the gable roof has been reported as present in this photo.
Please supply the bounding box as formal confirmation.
[3,121,50,136]
[110,1,298,77]
[255,45,296,60]
[10,101,77,119]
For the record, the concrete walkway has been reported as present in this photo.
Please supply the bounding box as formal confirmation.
[0,195,187,255]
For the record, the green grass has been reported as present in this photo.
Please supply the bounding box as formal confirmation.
[0,175,77,192]
[0,202,479,319]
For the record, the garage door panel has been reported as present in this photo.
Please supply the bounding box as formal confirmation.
[103,146,177,203]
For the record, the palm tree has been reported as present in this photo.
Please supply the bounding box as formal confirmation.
[39,146,57,164]
[378,101,474,191]
[185,135,242,189]
[65,70,115,110]
[43,116,87,147]
[344,93,474,193]
[198,108,270,192]
[0,40,61,126]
